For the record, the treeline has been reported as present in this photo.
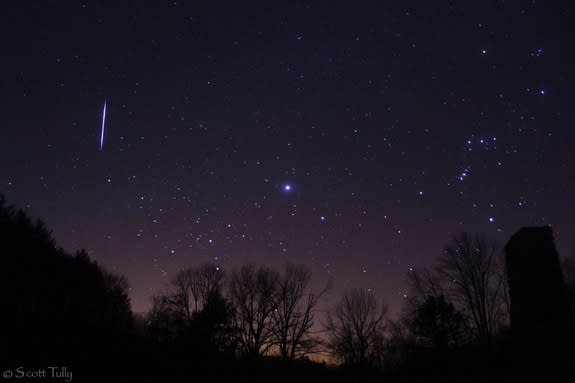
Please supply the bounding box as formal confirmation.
[0,195,132,361]
[145,262,328,361]
[1,194,574,382]
[141,233,513,381]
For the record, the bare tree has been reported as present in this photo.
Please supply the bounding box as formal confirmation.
[171,263,225,322]
[436,233,506,348]
[229,264,280,358]
[403,267,469,348]
[381,319,416,372]
[325,288,387,367]
[271,264,329,360]
[404,267,444,309]
[147,294,194,343]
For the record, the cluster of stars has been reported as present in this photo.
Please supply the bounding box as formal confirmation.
[2,1,571,315]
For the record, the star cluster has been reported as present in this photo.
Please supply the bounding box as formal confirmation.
[1,2,574,314]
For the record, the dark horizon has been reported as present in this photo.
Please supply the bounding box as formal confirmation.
[1,192,573,382]
[3,199,573,318]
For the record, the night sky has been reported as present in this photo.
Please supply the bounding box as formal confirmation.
[2,1,574,314]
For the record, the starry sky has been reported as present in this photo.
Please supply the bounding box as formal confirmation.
[2,1,574,314]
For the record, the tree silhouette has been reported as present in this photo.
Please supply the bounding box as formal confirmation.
[379,319,418,375]
[562,250,575,366]
[147,263,225,344]
[229,264,280,358]
[271,263,329,360]
[562,250,575,314]
[171,263,225,321]
[435,232,507,349]
[147,294,184,343]
[405,294,467,350]
[9,189,554,380]
[0,194,132,361]
[403,268,468,350]
[404,266,443,308]
[188,287,235,355]
[325,288,387,367]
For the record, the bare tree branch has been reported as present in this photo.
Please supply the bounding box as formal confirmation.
[271,263,329,360]
[325,288,387,367]
[435,233,506,348]
[229,264,279,358]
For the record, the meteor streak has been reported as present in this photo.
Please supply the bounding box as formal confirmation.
[100,100,107,151]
